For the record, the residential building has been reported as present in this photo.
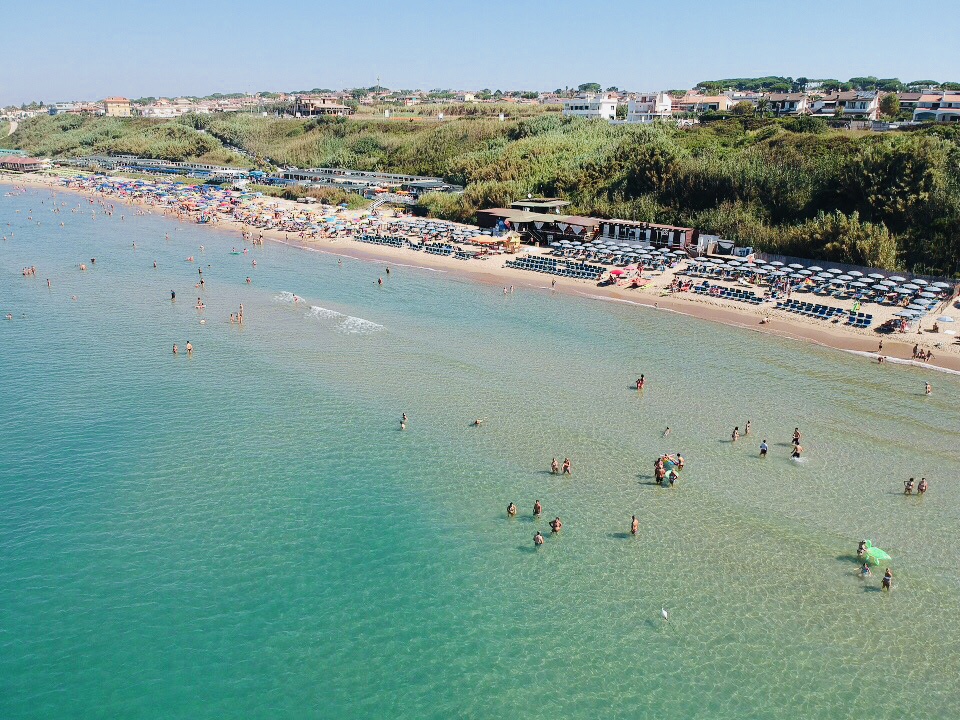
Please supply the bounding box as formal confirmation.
[913,92,960,122]
[897,92,923,115]
[724,91,762,107]
[102,97,132,117]
[562,95,617,120]
[810,92,879,120]
[674,94,733,113]
[48,102,78,116]
[765,93,809,116]
[625,92,672,123]
[293,95,353,117]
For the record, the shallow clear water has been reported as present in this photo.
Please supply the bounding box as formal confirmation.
[2,189,959,719]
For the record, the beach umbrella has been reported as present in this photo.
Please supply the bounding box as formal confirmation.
[918,292,937,298]
[895,310,916,317]
[752,268,769,274]
[806,265,822,272]
[932,281,951,289]
[937,316,955,323]
[913,279,929,286]
[889,275,906,282]
[788,263,804,269]
[825,268,843,274]
[880,279,897,287]
[836,275,854,281]
[796,269,813,275]
[709,258,725,264]
[895,286,914,294]
[866,272,885,280]
[770,261,785,267]
[848,271,864,277]
[901,283,920,290]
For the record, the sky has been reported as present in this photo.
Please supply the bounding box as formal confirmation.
[3,0,959,106]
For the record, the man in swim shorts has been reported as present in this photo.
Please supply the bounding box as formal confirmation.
[534,532,544,546]
[533,500,542,517]
[759,440,768,457]
[631,515,639,535]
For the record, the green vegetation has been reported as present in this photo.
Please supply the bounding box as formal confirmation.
[6,112,960,274]
[4,114,247,166]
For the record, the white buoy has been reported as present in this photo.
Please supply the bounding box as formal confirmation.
[661,607,669,622]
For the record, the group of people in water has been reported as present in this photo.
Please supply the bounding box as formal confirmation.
[856,541,895,590]
[505,500,560,547]
[550,458,572,475]
[903,477,929,495]
[171,341,193,357]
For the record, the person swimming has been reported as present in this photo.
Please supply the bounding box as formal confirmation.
[472,418,484,427]
[631,515,639,535]
[857,540,867,559]
[663,427,671,437]
[759,440,768,457]
[731,426,740,442]
[172,344,179,355]
[534,531,544,547]
[860,563,872,578]
[533,500,542,517]
[507,503,517,517]
[791,444,802,459]
[171,290,176,300]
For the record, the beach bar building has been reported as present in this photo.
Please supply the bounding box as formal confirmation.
[597,219,698,249]
[0,157,50,172]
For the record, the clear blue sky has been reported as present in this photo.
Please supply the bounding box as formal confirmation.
[3,0,959,106]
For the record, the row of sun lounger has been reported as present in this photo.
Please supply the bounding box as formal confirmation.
[506,256,604,281]
[692,285,764,305]
[359,234,406,249]
[776,299,872,327]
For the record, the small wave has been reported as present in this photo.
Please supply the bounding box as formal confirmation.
[846,350,960,376]
[275,292,384,334]
[308,305,384,334]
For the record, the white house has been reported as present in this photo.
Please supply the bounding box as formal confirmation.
[625,92,672,123]
[912,92,960,123]
[810,91,879,121]
[562,95,617,121]
[765,93,809,116]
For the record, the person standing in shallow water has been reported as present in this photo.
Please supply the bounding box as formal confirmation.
[533,500,542,517]
[631,515,639,535]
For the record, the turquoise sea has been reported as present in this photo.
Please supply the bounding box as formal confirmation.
[2,188,959,719]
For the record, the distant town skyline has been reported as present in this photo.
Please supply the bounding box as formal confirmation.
[2,0,959,107]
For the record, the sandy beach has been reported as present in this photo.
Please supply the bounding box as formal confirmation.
[4,170,958,373]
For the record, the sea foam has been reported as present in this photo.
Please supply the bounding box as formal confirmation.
[273,292,385,334]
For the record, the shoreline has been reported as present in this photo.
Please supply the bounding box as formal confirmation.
[4,172,959,374]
